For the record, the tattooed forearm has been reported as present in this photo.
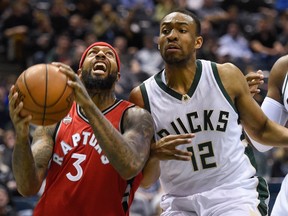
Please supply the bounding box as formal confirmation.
[122,108,154,160]
[32,125,56,143]
[32,126,55,168]
[84,104,153,179]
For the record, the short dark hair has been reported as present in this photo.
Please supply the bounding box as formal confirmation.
[161,8,201,35]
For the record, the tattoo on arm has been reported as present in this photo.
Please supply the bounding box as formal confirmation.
[32,126,55,175]
[119,108,154,168]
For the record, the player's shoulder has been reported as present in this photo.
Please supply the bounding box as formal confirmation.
[216,62,241,72]
[270,55,288,80]
[123,104,154,129]
[274,55,288,67]
[129,85,145,108]
[215,62,244,81]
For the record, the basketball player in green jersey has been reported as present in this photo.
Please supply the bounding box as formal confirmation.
[129,9,288,216]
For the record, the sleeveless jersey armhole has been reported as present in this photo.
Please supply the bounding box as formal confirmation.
[140,83,151,113]
[211,62,238,113]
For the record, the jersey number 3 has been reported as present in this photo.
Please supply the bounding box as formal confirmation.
[66,153,87,181]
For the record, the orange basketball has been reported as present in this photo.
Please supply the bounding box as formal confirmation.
[14,63,74,126]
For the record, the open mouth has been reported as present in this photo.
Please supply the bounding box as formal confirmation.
[92,62,107,74]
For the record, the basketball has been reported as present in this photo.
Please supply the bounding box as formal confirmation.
[14,63,74,126]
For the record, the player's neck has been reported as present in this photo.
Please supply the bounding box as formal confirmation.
[164,64,197,95]
[90,91,117,111]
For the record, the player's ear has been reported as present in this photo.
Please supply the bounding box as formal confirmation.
[156,36,160,50]
[195,36,203,49]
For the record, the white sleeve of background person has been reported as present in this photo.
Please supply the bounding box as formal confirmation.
[247,97,288,152]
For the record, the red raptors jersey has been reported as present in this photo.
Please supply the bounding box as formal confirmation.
[33,99,142,216]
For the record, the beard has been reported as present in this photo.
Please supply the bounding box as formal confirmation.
[81,69,118,91]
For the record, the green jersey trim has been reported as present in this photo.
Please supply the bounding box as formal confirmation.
[154,60,202,101]
[257,176,269,216]
[140,83,151,113]
[211,62,237,113]
[244,145,269,215]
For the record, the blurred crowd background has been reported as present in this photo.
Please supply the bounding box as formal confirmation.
[1,0,288,215]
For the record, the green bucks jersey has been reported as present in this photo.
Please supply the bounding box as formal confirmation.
[141,59,257,196]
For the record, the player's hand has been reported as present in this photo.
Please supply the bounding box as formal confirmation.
[150,134,194,161]
[8,85,31,137]
[52,62,91,107]
[245,70,264,97]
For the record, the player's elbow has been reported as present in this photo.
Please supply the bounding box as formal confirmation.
[246,118,269,144]
[15,177,43,197]
[120,161,145,180]
[17,186,40,197]
[120,169,141,180]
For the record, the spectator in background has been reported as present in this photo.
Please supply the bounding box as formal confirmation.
[118,7,145,50]
[134,34,163,76]
[115,58,150,100]
[277,11,288,54]
[70,40,87,72]
[25,9,55,65]
[197,19,218,61]
[113,35,135,67]
[0,87,10,131]
[45,33,74,65]
[153,0,175,23]
[249,14,285,71]
[195,0,230,35]
[1,129,15,172]
[82,32,98,47]
[91,3,120,44]
[0,142,16,197]
[0,184,17,216]
[119,0,155,16]
[2,0,33,65]
[48,0,70,36]
[67,13,90,41]
[270,148,288,178]
[185,0,204,11]
[216,22,253,73]
[72,0,100,20]
[220,0,273,14]
[129,59,150,84]
[0,0,9,16]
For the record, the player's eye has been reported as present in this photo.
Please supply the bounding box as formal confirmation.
[88,51,96,56]
[162,28,171,35]
[106,51,114,57]
[179,29,187,33]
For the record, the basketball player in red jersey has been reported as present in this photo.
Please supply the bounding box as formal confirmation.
[8,42,155,216]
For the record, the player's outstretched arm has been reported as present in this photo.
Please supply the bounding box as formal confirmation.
[140,134,194,188]
[220,63,288,147]
[9,86,54,196]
